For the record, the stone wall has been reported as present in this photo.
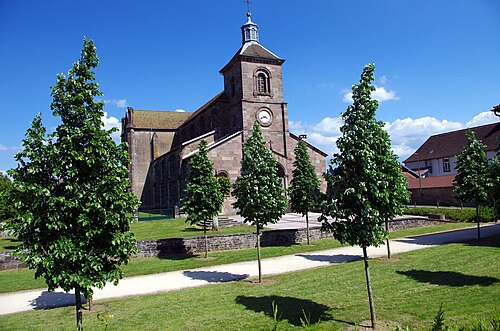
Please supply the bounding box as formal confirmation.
[0,251,26,271]
[0,217,453,270]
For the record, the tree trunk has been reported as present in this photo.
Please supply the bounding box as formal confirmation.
[256,224,262,283]
[385,218,391,259]
[87,294,92,311]
[204,222,208,258]
[362,246,376,328]
[476,204,481,240]
[75,287,83,331]
[306,212,310,245]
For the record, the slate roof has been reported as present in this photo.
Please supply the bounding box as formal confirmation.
[406,175,456,189]
[131,110,193,129]
[239,42,281,60]
[404,122,500,163]
[178,92,228,127]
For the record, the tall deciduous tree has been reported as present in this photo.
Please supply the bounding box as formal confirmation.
[320,63,406,328]
[233,122,287,283]
[372,125,408,258]
[0,172,14,222]
[454,130,491,239]
[289,139,321,245]
[181,139,224,257]
[490,144,500,221]
[8,39,138,331]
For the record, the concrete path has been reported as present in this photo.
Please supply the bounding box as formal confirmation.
[0,223,498,316]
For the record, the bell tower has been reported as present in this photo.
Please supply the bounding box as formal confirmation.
[220,12,289,157]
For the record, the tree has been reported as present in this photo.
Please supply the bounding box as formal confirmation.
[0,172,14,222]
[372,125,408,259]
[181,139,224,257]
[490,146,500,221]
[8,38,138,331]
[454,130,492,239]
[320,63,406,328]
[233,122,288,283]
[288,139,321,245]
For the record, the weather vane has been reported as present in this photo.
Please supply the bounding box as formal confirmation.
[244,0,252,12]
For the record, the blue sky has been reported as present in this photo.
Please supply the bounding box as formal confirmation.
[1,0,499,173]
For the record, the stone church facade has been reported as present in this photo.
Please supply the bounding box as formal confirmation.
[122,13,327,214]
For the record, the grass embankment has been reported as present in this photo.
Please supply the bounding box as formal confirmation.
[0,222,476,293]
[0,234,498,330]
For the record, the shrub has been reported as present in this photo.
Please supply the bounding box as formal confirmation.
[403,207,496,222]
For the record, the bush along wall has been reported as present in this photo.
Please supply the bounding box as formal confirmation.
[404,206,496,222]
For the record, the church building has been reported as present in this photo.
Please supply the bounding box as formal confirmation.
[122,13,327,214]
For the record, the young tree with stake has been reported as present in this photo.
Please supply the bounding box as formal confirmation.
[181,139,224,258]
[233,122,288,283]
[454,130,492,240]
[320,63,406,328]
[289,139,321,245]
[8,38,138,331]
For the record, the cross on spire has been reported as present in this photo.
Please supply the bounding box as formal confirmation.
[244,0,252,13]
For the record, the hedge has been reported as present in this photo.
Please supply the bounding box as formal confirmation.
[404,206,496,222]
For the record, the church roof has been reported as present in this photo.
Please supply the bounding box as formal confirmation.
[131,110,193,129]
[239,42,281,60]
[403,122,499,163]
[179,92,228,127]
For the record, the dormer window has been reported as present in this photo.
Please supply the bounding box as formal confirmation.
[254,68,272,96]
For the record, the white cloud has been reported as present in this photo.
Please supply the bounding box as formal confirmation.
[466,111,499,127]
[290,111,493,161]
[105,99,127,108]
[342,86,399,103]
[175,109,186,112]
[379,75,387,85]
[101,112,121,143]
[0,145,8,151]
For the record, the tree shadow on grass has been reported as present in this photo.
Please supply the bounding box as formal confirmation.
[296,254,360,264]
[396,269,499,287]
[183,270,248,283]
[235,295,332,326]
[30,291,86,310]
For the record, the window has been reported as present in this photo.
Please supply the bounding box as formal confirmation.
[254,68,272,97]
[443,158,450,172]
[257,73,267,93]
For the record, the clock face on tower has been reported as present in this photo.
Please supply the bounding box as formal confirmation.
[256,108,273,126]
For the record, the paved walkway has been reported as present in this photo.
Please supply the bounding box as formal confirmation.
[0,223,498,315]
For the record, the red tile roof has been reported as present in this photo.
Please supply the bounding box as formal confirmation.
[406,175,456,189]
[404,122,499,163]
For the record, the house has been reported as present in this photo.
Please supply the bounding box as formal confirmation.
[121,13,327,214]
[403,122,499,205]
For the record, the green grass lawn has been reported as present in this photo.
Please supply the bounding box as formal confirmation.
[0,234,498,330]
[0,222,477,294]
[130,218,258,241]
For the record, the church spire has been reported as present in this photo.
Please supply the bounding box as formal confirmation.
[241,12,259,44]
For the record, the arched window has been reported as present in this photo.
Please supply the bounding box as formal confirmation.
[257,73,267,93]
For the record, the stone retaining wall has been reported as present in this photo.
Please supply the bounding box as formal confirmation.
[0,251,26,271]
[0,217,450,269]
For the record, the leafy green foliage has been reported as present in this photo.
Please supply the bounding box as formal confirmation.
[403,207,496,222]
[232,122,287,228]
[320,63,406,248]
[217,176,232,199]
[489,144,500,219]
[8,38,138,304]
[0,172,14,221]
[454,130,491,207]
[233,122,287,281]
[289,140,321,216]
[431,304,447,331]
[181,140,224,225]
